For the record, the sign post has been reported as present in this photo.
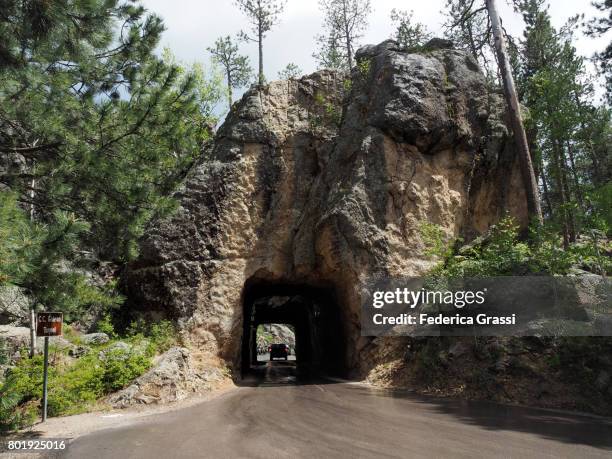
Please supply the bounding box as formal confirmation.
[36,312,63,422]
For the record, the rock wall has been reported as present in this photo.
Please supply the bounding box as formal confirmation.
[125,40,527,376]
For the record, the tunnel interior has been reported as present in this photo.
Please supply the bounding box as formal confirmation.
[241,281,347,379]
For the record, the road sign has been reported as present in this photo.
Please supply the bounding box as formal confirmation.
[36,312,63,337]
[36,311,62,422]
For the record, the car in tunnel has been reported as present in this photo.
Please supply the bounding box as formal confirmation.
[269,343,290,360]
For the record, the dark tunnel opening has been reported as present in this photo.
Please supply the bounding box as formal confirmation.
[241,280,348,381]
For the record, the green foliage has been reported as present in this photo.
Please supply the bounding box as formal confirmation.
[0,375,35,432]
[0,191,122,319]
[356,57,372,80]
[277,63,302,80]
[343,78,353,92]
[420,222,454,260]
[1,0,220,263]
[0,192,37,285]
[96,313,118,339]
[148,321,178,353]
[100,349,150,393]
[390,9,431,50]
[0,327,175,428]
[256,325,273,346]
[235,0,286,85]
[421,216,609,278]
[314,0,372,70]
[0,339,7,366]
[310,91,343,131]
[207,36,252,107]
[313,32,349,71]
[442,0,495,77]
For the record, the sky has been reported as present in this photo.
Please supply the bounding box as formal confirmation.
[141,0,610,108]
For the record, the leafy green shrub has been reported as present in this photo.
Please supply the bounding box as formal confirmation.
[1,341,155,425]
[149,321,177,353]
[101,349,150,393]
[356,57,371,79]
[96,313,117,339]
[0,338,7,366]
[421,216,597,278]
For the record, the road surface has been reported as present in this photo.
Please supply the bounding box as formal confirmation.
[63,361,612,458]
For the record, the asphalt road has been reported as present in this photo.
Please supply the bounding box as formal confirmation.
[63,361,612,459]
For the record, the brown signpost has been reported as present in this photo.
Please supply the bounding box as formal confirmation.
[36,312,63,337]
[36,312,63,422]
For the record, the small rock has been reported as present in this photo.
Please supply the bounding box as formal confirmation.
[50,336,76,352]
[98,341,131,360]
[69,345,90,358]
[82,333,110,345]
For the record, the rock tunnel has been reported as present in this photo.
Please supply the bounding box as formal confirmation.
[240,279,349,379]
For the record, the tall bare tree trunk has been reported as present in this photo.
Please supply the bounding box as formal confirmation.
[559,147,576,243]
[227,70,233,108]
[486,0,543,225]
[541,173,554,217]
[566,140,584,208]
[342,0,353,69]
[30,308,36,357]
[28,172,36,357]
[552,139,571,249]
[258,22,264,86]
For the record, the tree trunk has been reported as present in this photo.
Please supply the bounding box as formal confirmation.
[552,138,570,249]
[559,147,576,242]
[29,308,36,357]
[566,140,584,208]
[227,69,233,108]
[541,172,554,217]
[342,0,353,69]
[258,22,264,86]
[486,0,543,225]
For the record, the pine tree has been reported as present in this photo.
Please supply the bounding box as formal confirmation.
[313,32,348,71]
[0,0,222,262]
[390,9,431,50]
[315,0,372,71]
[442,0,495,76]
[586,0,612,104]
[517,0,611,244]
[235,0,286,86]
[277,63,302,80]
[208,36,253,108]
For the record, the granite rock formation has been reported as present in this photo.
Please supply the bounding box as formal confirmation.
[125,40,527,378]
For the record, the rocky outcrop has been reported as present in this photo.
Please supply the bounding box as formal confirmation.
[108,347,228,407]
[125,40,527,376]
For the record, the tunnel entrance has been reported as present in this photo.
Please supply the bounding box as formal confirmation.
[241,281,347,380]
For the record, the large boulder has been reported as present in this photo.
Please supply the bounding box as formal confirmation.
[0,286,29,326]
[125,40,527,375]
